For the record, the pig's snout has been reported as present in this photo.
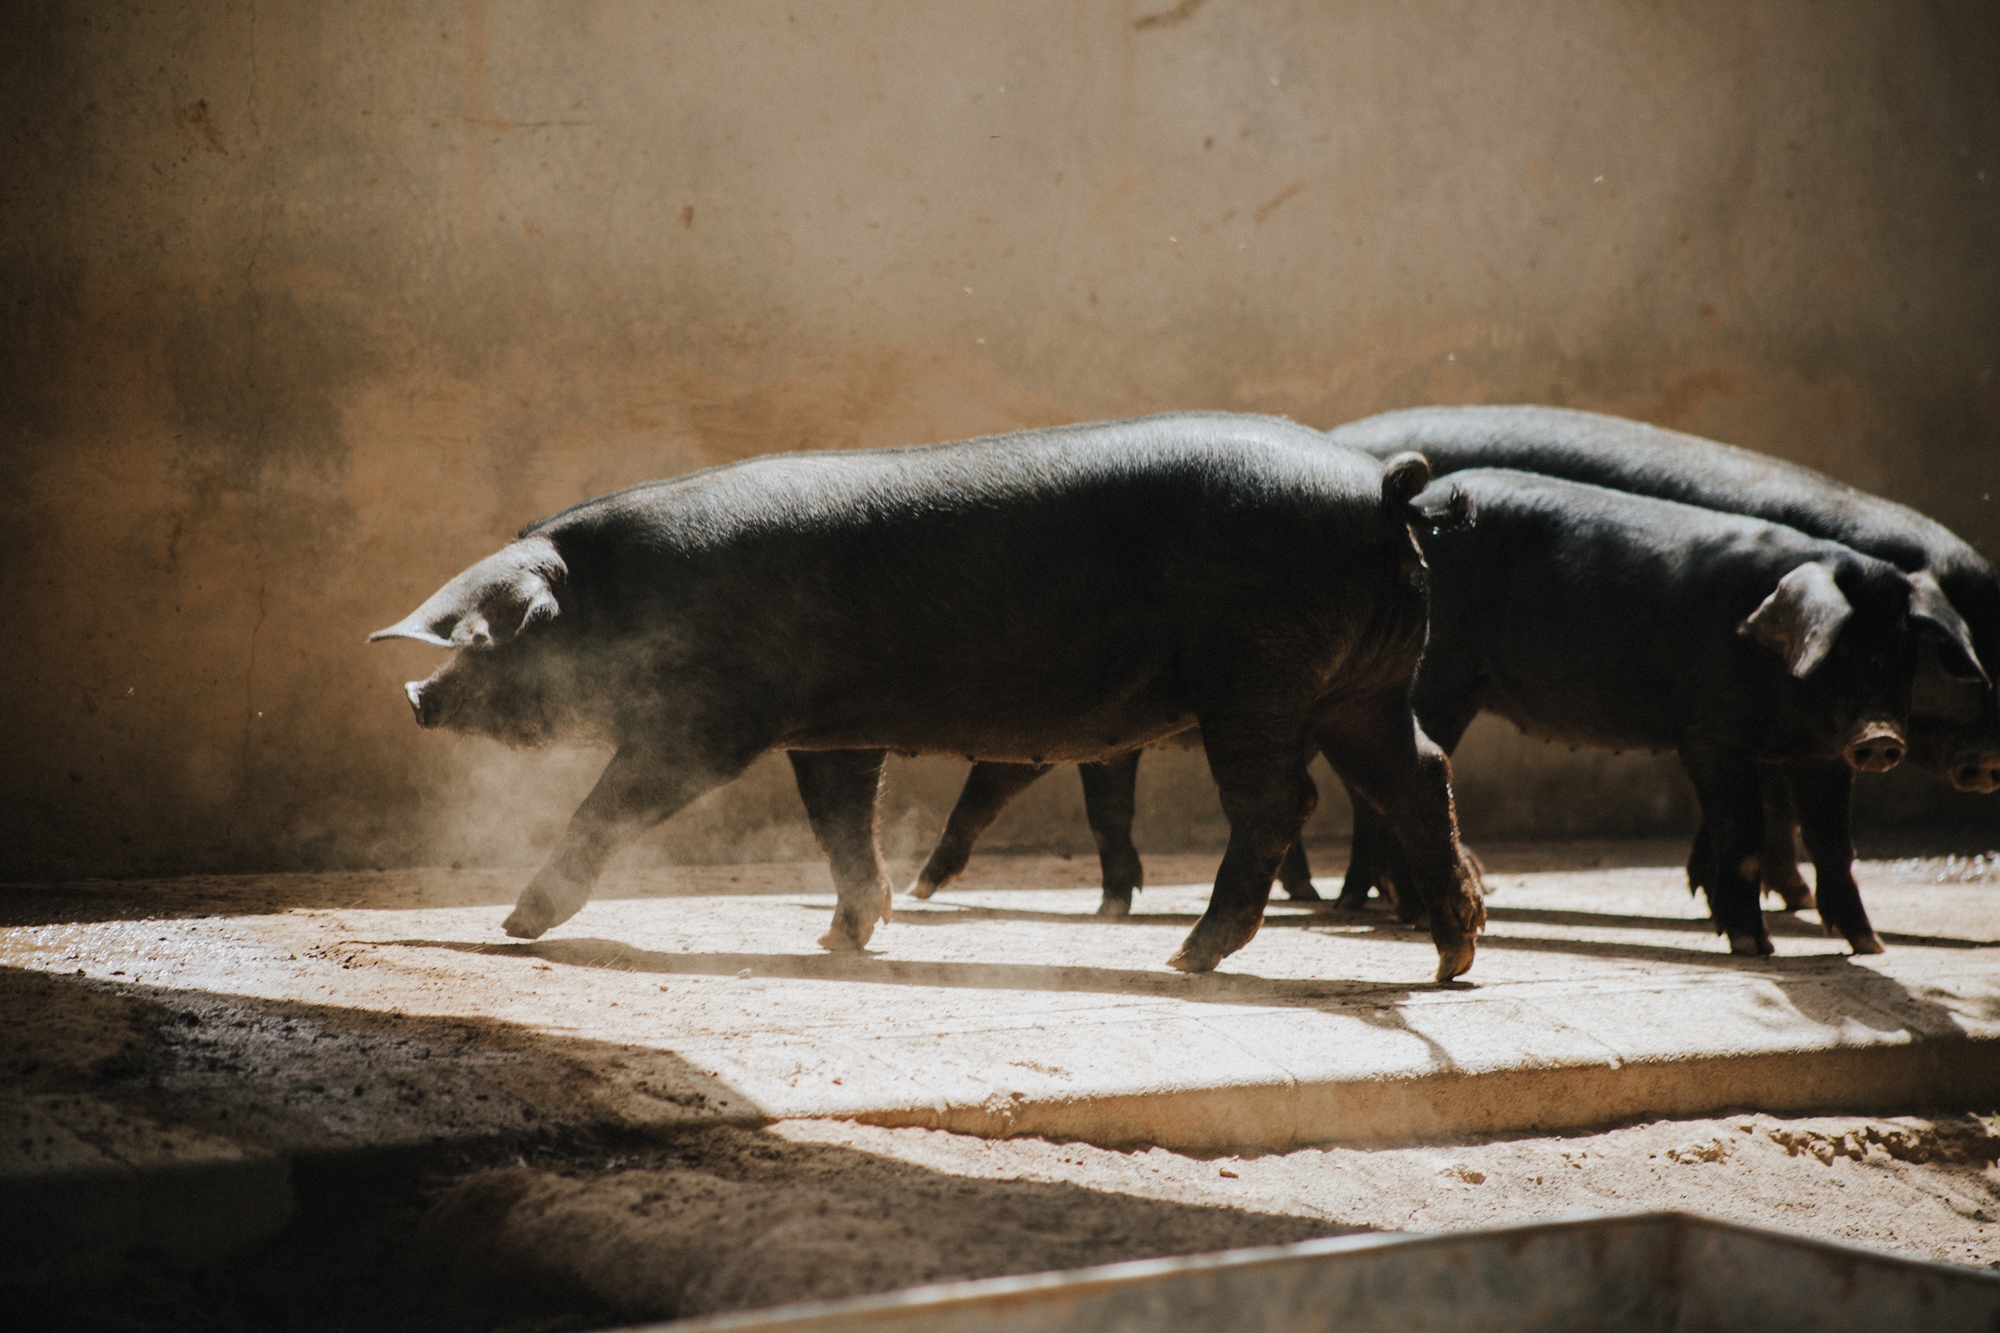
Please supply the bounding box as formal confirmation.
[1949,749,2000,794]
[1843,721,1907,773]
[404,680,438,728]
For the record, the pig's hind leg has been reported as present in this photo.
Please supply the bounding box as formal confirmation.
[1277,840,1319,901]
[791,749,896,951]
[1076,748,1317,917]
[504,738,755,939]
[1336,692,1480,923]
[1273,736,1323,902]
[1318,695,1486,982]
[1166,727,1317,974]
[910,761,1054,899]
[1336,799,1420,920]
[1335,794,1388,910]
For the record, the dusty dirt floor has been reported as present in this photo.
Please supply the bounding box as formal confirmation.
[422,1110,2000,1326]
[7,1111,1998,1331]
[5,847,1998,1330]
[7,1110,1998,1332]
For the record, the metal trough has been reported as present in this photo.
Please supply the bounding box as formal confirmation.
[642,1211,2000,1333]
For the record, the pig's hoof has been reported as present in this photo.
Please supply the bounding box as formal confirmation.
[1849,931,1886,956]
[1166,946,1220,973]
[820,902,880,951]
[503,888,576,940]
[1769,879,1815,911]
[1433,939,1476,983]
[502,912,548,940]
[1727,932,1774,957]
[1097,896,1132,918]
[818,923,871,952]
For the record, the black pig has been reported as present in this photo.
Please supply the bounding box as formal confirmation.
[1331,404,1998,912]
[372,414,1487,980]
[1344,470,1971,956]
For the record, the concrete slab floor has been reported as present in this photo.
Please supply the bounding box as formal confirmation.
[2,846,1998,1328]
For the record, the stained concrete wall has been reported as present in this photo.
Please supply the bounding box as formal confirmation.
[4,1,1997,880]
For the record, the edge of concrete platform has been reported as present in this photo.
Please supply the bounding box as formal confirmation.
[847,1034,2000,1152]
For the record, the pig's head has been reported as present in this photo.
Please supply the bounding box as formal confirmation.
[370,536,582,745]
[1896,572,1992,788]
[1739,559,1986,773]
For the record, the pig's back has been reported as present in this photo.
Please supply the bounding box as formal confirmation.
[531,412,1379,549]
[1332,405,1975,578]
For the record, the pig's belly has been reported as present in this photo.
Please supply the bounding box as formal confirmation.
[1482,687,1679,758]
[781,675,1198,762]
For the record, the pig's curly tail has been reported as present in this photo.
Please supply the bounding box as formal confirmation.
[1379,451,1475,536]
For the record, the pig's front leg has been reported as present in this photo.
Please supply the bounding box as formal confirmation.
[1079,751,1145,915]
[1758,765,1815,910]
[505,742,741,939]
[910,761,1054,899]
[1786,759,1885,955]
[790,749,894,951]
[1680,750,1774,956]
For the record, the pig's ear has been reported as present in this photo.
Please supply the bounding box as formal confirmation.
[369,538,565,649]
[1739,560,1852,678]
[435,580,560,649]
[1907,570,1989,685]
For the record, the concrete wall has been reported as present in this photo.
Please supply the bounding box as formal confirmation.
[4,0,1997,880]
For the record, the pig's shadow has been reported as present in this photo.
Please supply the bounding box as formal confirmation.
[1467,932,1999,1035]
[404,935,1444,1009]
[1324,903,1997,1034]
[1479,904,1995,950]
[395,935,1470,1071]
[893,897,1997,952]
